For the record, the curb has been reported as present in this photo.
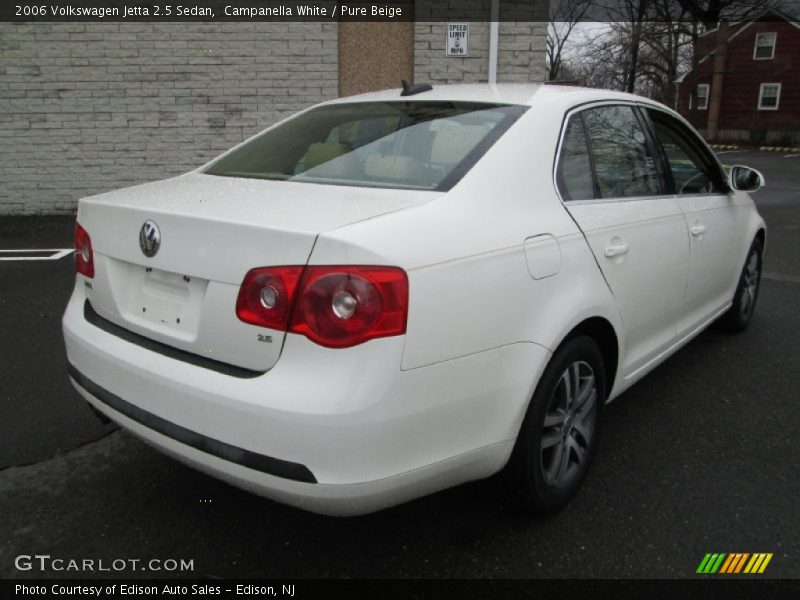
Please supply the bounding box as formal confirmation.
[759,146,800,153]
[709,144,739,150]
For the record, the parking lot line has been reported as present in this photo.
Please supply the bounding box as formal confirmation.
[0,249,73,261]
[763,271,800,284]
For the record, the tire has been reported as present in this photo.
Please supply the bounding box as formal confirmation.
[506,335,606,513]
[717,238,763,333]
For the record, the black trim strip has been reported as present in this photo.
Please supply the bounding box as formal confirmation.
[83,300,264,379]
[437,104,529,192]
[67,363,317,484]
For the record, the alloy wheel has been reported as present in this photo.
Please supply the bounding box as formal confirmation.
[740,250,760,318]
[540,360,598,488]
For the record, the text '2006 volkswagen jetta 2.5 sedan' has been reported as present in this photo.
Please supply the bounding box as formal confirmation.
[63,83,766,516]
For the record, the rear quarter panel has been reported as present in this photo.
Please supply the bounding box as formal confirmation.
[310,101,624,383]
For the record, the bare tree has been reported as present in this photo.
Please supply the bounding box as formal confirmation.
[559,26,628,90]
[590,0,653,93]
[675,0,773,27]
[624,0,649,93]
[558,0,782,110]
[634,0,694,104]
[547,0,592,81]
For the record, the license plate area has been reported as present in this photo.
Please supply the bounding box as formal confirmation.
[124,266,208,340]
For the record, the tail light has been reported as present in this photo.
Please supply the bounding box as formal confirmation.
[75,223,94,278]
[236,265,408,349]
[236,267,304,331]
[291,266,408,348]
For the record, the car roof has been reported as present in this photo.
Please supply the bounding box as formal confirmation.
[324,83,663,110]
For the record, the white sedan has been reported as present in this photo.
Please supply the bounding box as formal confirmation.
[63,83,766,515]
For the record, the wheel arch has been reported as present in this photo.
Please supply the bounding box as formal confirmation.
[501,314,621,473]
[562,316,619,403]
[755,227,766,249]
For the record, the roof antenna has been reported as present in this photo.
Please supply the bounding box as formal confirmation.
[401,79,433,97]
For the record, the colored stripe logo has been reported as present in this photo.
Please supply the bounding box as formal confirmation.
[697,553,773,574]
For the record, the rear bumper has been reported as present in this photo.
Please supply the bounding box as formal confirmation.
[68,364,315,483]
[63,285,550,515]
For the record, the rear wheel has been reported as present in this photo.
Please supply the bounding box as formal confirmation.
[718,238,763,333]
[507,335,605,513]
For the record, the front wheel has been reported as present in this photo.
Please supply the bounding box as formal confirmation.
[718,238,763,333]
[506,335,605,513]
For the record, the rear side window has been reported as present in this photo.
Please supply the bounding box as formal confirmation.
[556,116,595,201]
[556,105,664,201]
[204,101,527,192]
[582,106,662,199]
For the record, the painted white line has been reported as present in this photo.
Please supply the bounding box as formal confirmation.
[0,249,73,261]
[715,150,744,154]
[784,154,800,158]
[763,271,800,284]
[0,248,68,253]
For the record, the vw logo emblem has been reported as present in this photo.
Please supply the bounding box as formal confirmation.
[139,220,161,257]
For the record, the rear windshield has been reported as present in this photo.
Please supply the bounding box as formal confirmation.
[204,101,527,191]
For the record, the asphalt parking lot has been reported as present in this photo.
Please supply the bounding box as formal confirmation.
[1,150,798,579]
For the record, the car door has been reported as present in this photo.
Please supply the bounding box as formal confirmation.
[556,103,690,379]
[643,108,751,337]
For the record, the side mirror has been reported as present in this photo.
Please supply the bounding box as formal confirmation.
[728,165,765,192]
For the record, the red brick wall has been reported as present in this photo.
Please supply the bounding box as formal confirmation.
[677,18,800,138]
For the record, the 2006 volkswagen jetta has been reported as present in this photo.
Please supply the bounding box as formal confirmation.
[63,83,765,515]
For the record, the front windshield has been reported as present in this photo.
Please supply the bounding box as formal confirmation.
[204,101,527,191]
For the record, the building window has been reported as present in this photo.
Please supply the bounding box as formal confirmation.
[753,32,776,60]
[691,84,710,110]
[758,83,781,110]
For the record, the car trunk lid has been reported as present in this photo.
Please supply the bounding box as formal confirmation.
[78,172,434,372]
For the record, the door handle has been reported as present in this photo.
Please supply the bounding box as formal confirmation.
[604,241,629,258]
[691,224,707,237]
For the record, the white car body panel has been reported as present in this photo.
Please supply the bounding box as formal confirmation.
[565,197,690,378]
[523,234,563,280]
[62,84,766,515]
[677,191,754,338]
[65,283,549,513]
[78,174,437,371]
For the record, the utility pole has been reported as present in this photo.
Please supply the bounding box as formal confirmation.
[706,21,729,141]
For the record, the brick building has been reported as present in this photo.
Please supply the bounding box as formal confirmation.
[0,4,547,215]
[676,9,800,145]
